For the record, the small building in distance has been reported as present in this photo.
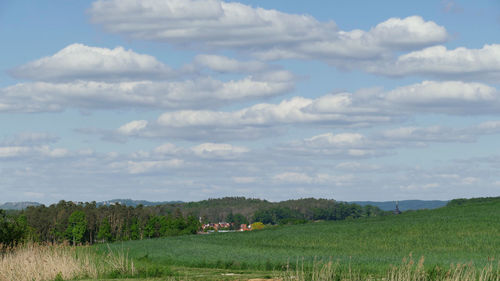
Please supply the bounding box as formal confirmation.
[393,201,401,215]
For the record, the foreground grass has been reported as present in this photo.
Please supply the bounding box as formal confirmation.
[80,257,500,281]
[101,199,500,276]
[0,243,135,281]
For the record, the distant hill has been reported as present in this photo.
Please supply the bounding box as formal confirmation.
[351,200,448,211]
[0,198,448,211]
[0,201,42,210]
[97,199,183,207]
[0,199,183,210]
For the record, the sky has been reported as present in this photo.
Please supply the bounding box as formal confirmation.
[1,0,500,204]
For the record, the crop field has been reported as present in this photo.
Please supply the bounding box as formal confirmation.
[99,198,500,278]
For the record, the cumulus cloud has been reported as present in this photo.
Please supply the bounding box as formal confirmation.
[117,120,148,135]
[112,92,394,141]
[106,141,250,174]
[1,71,294,113]
[90,0,447,66]
[191,143,249,159]
[133,142,250,160]
[274,117,500,161]
[384,81,500,115]
[110,159,184,174]
[377,120,500,148]
[1,44,295,113]
[275,132,381,159]
[110,80,500,141]
[10,44,173,82]
[369,44,500,81]
[2,132,499,202]
[380,126,474,143]
[302,133,378,157]
[0,145,70,159]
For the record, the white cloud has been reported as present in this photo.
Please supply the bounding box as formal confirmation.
[23,192,45,199]
[1,132,499,203]
[273,172,314,184]
[113,93,392,141]
[272,172,353,185]
[274,117,500,160]
[2,44,295,113]
[275,132,380,159]
[136,142,250,160]
[384,81,500,114]
[461,177,479,185]
[380,126,474,143]
[104,141,250,175]
[0,146,31,158]
[369,16,448,49]
[335,162,381,172]
[117,120,148,135]
[232,176,256,184]
[112,80,500,141]
[0,76,294,112]
[191,143,249,159]
[0,145,69,159]
[369,44,500,81]
[304,133,366,147]
[400,183,440,191]
[90,0,447,65]
[36,146,69,158]
[476,120,500,134]
[10,43,173,82]
[152,94,386,128]
[110,159,184,174]
[153,143,181,155]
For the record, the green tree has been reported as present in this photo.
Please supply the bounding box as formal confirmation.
[0,210,28,246]
[129,218,141,240]
[65,211,87,245]
[97,218,113,242]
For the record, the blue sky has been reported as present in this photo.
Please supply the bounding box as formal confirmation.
[1,0,500,204]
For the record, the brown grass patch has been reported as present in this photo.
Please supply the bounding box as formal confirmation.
[0,242,134,281]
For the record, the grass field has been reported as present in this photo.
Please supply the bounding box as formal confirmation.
[98,198,500,278]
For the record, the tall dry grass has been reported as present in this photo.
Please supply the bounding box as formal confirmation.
[386,255,499,281]
[0,242,134,281]
[278,255,500,281]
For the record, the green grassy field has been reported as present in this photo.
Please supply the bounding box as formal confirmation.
[97,198,500,278]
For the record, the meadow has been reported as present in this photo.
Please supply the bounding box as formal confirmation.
[101,198,500,274]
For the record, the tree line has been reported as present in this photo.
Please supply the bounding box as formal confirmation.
[150,197,389,223]
[0,197,389,246]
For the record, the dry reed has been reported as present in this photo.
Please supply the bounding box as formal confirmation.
[278,255,499,281]
[0,242,134,281]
